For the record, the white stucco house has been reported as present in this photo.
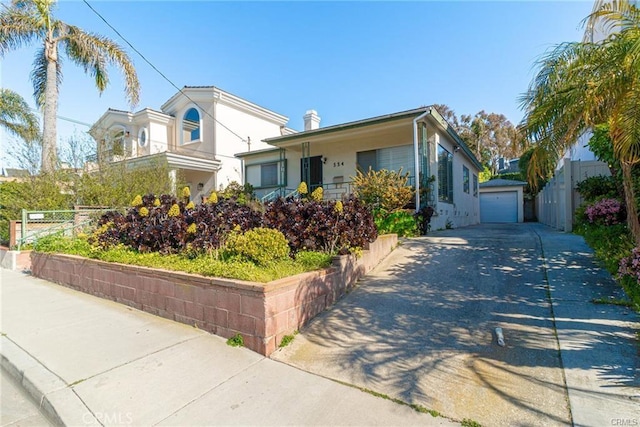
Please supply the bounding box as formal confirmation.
[237,106,483,230]
[90,86,293,201]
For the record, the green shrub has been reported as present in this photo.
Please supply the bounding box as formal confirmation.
[574,221,639,311]
[225,227,289,266]
[32,235,333,283]
[352,168,414,211]
[576,176,620,202]
[373,209,418,237]
[227,333,244,347]
[295,251,333,269]
[33,232,92,255]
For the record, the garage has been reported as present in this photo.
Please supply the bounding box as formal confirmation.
[480,191,518,222]
[479,179,527,223]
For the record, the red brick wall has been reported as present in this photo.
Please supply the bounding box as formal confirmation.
[31,234,397,356]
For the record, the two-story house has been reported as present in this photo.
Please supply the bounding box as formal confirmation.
[90,86,293,201]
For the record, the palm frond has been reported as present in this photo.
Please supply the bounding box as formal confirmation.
[584,0,640,39]
[0,88,40,141]
[0,4,42,55]
[61,25,140,107]
[30,46,62,107]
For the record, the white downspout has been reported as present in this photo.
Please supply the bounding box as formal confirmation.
[413,109,430,212]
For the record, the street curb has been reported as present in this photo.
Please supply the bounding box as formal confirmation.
[0,335,99,426]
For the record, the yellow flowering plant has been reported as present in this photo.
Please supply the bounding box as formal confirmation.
[168,203,180,217]
[131,195,143,207]
[182,186,191,199]
[311,186,323,201]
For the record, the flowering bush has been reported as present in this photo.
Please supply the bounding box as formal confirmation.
[619,246,640,282]
[584,198,624,225]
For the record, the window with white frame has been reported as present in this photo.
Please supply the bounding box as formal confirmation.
[182,107,201,144]
[463,165,470,193]
[438,144,453,203]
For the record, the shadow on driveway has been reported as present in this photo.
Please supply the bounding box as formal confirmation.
[273,223,638,426]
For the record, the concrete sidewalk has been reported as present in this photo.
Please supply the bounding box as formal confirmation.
[0,268,456,426]
[537,229,640,427]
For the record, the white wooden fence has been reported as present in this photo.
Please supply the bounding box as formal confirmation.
[536,159,610,232]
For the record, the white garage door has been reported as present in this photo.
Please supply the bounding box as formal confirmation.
[480,191,518,223]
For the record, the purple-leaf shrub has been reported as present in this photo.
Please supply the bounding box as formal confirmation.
[263,195,377,254]
[584,198,624,225]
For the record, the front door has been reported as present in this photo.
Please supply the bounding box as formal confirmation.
[301,156,323,192]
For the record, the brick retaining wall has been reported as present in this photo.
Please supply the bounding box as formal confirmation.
[30,234,397,356]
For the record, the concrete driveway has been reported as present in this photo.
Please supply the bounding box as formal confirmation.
[272,223,639,426]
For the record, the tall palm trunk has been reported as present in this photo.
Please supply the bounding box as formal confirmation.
[41,37,58,173]
[620,161,640,245]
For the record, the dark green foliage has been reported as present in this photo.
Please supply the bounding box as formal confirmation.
[415,206,435,235]
[574,221,639,309]
[576,176,621,202]
[263,195,377,254]
[373,209,418,237]
[492,172,524,181]
[0,173,74,245]
[588,124,616,171]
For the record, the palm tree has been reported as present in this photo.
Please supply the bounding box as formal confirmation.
[520,0,640,244]
[0,88,39,142]
[0,0,140,173]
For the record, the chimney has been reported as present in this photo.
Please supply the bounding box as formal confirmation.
[303,110,321,131]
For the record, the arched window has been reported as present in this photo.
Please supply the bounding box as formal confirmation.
[182,107,201,144]
[108,126,126,156]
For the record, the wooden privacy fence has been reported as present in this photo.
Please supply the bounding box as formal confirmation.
[536,159,610,232]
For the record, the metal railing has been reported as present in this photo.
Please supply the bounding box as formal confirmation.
[16,207,118,250]
[259,176,418,203]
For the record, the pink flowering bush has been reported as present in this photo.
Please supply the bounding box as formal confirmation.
[584,198,624,225]
[618,247,640,282]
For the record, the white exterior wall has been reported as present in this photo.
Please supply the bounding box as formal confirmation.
[171,101,215,160]
[430,131,480,230]
[241,120,481,230]
[214,103,283,188]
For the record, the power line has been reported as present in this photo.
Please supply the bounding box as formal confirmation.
[81,0,249,145]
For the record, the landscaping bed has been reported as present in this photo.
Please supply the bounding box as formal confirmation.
[31,234,397,356]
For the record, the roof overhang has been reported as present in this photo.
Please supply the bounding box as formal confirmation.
[263,108,430,148]
[107,152,221,173]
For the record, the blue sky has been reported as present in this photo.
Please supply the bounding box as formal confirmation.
[1,1,594,167]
